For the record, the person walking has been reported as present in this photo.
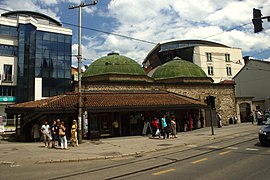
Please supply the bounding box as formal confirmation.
[151,117,160,138]
[256,110,263,125]
[250,111,254,125]
[161,114,169,139]
[40,121,51,148]
[59,121,68,150]
[171,116,177,138]
[70,120,78,147]
[56,119,61,147]
[189,115,193,131]
[217,112,222,128]
[112,120,119,137]
[32,123,40,142]
[51,120,58,148]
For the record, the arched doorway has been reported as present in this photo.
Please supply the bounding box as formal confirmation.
[239,103,251,122]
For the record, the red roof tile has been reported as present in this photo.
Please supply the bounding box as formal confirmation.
[6,91,206,112]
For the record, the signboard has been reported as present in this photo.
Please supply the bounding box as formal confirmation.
[0,96,16,102]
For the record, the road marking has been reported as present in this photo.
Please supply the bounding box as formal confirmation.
[187,144,197,147]
[10,164,21,168]
[227,147,238,150]
[219,150,231,155]
[191,158,208,164]
[152,168,176,176]
[207,146,219,149]
[245,148,259,151]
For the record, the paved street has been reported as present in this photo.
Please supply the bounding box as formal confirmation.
[0,123,265,179]
[120,138,270,180]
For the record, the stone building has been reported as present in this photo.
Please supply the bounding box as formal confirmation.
[6,53,236,141]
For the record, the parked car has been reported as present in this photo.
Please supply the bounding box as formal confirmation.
[258,118,270,146]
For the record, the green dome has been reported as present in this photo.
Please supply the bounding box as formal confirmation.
[152,57,207,80]
[83,52,146,77]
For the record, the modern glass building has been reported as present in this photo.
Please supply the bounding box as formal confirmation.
[0,11,72,119]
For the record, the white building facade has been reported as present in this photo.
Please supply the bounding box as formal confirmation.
[234,59,270,122]
[143,40,244,83]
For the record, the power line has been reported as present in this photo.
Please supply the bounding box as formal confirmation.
[202,22,252,39]
[0,6,263,66]
[62,22,157,45]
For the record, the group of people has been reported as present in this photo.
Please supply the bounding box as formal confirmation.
[151,114,177,139]
[33,119,78,150]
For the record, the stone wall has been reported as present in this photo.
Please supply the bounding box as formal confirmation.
[83,82,236,126]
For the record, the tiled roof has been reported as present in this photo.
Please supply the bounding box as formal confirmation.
[6,91,206,112]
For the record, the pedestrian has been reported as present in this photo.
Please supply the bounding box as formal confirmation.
[250,111,254,125]
[189,115,193,131]
[51,120,58,148]
[151,117,160,138]
[161,114,169,139]
[70,120,78,147]
[171,116,177,138]
[31,123,40,142]
[56,119,61,146]
[200,114,204,128]
[256,110,262,125]
[59,121,68,150]
[217,112,222,128]
[40,121,51,148]
[112,120,119,137]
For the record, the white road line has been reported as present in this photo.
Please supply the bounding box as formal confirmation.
[245,148,259,151]
[227,147,238,150]
[187,144,198,147]
[207,146,220,149]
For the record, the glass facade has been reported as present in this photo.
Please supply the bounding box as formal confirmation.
[16,24,72,103]
[0,24,18,37]
[0,44,17,56]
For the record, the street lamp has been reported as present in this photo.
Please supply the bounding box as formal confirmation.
[69,0,97,144]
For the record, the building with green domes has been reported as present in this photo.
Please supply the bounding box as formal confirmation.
[6,52,236,141]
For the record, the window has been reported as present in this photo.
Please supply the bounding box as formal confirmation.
[226,67,232,76]
[206,53,212,62]
[208,66,214,75]
[0,86,13,96]
[3,65,12,82]
[0,44,17,56]
[225,54,230,62]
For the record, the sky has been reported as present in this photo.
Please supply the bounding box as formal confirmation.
[1,0,270,66]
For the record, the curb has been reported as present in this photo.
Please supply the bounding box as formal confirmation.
[35,129,258,164]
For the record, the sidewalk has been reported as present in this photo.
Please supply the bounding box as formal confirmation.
[0,123,260,165]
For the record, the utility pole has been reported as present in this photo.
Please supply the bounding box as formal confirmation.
[207,95,216,135]
[69,0,97,144]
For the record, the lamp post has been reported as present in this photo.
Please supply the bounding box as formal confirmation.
[69,0,97,144]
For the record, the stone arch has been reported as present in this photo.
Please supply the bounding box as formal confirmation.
[236,98,253,123]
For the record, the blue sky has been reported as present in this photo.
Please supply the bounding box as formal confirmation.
[1,0,270,66]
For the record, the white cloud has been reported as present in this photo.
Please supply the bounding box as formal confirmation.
[0,0,60,21]
[35,0,58,6]
[87,0,270,63]
[1,0,270,65]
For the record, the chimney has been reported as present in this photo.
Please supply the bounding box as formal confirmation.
[243,56,250,65]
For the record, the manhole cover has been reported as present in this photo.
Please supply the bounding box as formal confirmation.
[157,144,173,147]
[98,151,122,156]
